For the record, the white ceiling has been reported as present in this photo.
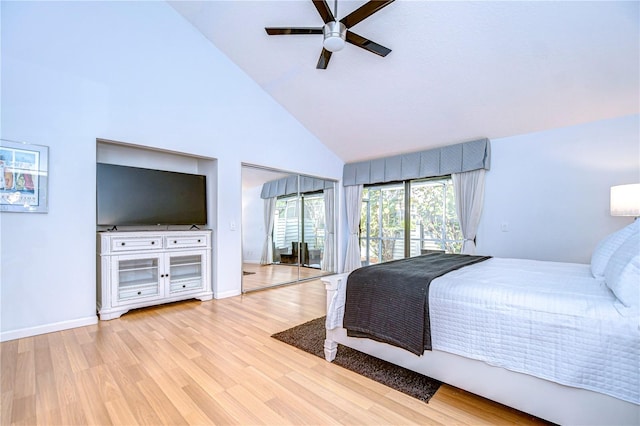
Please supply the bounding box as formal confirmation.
[170,1,639,163]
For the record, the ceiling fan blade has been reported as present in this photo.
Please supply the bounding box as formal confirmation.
[312,0,335,24]
[346,31,391,57]
[316,48,332,69]
[340,0,395,28]
[265,27,323,35]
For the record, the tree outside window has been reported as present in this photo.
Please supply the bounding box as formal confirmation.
[360,178,463,266]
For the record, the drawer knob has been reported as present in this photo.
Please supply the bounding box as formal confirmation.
[121,242,125,246]
[182,284,186,288]
[137,291,141,295]
[151,241,155,245]
[173,240,177,244]
[198,239,201,243]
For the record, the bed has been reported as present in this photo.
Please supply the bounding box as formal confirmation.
[321,224,640,425]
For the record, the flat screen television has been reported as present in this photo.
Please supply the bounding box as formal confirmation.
[97,163,207,226]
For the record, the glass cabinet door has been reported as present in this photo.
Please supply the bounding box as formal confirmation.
[113,255,161,304]
[168,252,205,294]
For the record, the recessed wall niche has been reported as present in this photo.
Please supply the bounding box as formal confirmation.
[96,138,217,232]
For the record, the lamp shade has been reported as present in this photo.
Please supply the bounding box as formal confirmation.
[610,183,640,216]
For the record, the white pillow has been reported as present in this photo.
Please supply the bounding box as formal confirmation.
[604,234,639,309]
[591,220,639,278]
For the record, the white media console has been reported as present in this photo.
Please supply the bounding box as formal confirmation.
[97,230,213,320]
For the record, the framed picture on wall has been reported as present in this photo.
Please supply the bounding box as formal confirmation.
[0,139,49,213]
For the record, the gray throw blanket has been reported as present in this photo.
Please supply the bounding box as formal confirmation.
[343,253,491,355]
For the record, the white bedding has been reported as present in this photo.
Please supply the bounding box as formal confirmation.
[327,257,640,404]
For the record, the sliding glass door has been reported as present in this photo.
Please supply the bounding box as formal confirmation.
[360,183,405,266]
[360,177,463,266]
[409,179,462,254]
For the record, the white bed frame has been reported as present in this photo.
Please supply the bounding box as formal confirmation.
[322,273,639,426]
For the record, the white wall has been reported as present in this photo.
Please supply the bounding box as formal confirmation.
[0,1,343,341]
[477,114,639,263]
[242,185,265,264]
[97,142,204,174]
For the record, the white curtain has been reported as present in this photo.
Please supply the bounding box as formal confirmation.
[452,169,486,254]
[260,197,277,264]
[322,187,335,272]
[343,184,363,273]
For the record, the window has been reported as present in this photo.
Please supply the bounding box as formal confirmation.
[360,183,405,265]
[409,179,462,255]
[360,177,463,266]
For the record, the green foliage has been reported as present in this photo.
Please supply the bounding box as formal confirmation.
[360,179,463,264]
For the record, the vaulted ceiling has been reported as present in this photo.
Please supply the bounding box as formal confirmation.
[170,1,639,163]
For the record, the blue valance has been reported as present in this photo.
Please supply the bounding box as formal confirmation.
[261,175,334,199]
[342,138,490,186]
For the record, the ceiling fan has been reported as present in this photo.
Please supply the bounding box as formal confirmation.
[265,0,395,69]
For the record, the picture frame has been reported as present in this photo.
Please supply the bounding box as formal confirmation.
[0,139,49,213]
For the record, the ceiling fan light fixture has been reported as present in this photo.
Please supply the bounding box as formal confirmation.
[323,21,346,52]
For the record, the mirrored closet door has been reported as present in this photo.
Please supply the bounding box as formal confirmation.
[241,164,337,292]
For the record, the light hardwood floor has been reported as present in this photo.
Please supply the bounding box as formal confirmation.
[1,279,549,425]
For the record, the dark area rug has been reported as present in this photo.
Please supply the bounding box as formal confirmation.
[242,271,255,276]
[272,316,441,402]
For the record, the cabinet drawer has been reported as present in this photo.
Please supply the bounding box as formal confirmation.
[165,234,208,249]
[170,279,203,294]
[111,237,163,252]
[118,284,160,301]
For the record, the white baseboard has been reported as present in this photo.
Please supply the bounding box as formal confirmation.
[1,315,98,342]
[214,289,242,299]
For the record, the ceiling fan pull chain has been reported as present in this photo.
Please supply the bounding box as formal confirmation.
[334,0,338,19]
